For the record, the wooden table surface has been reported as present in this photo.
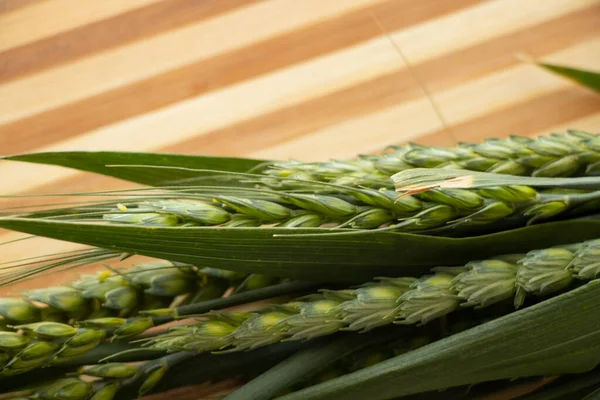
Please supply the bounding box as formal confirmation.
[0,0,599,397]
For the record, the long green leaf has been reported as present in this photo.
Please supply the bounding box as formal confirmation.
[174,280,320,316]
[225,329,399,400]
[3,218,600,281]
[1,151,270,186]
[538,62,600,94]
[152,341,309,394]
[277,280,600,400]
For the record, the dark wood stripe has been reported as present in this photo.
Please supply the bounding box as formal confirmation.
[160,69,424,155]
[415,87,600,145]
[417,4,600,92]
[0,0,474,155]
[158,5,600,156]
[0,0,260,83]
[0,0,39,14]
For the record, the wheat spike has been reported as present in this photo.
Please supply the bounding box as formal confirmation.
[136,238,599,353]
[261,130,600,189]
[0,261,280,327]
[97,183,600,233]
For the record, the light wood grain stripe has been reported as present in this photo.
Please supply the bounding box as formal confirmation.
[252,37,600,159]
[1,1,595,157]
[161,8,600,156]
[0,0,163,51]
[418,88,600,145]
[416,5,600,92]
[440,38,600,121]
[0,0,261,82]
[391,0,598,64]
[249,88,600,161]
[532,113,600,136]
[0,0,394,126]
[0,0,470,139]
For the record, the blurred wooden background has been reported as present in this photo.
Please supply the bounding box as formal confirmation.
[0,0,599,398]
[1,0,600,286]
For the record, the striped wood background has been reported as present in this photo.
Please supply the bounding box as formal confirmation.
[1,1,599,398]
[1,0,600,288]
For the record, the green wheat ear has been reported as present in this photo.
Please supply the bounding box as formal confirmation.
[263,131,600,189]
[55,173,600,236]
[136,238,600,355]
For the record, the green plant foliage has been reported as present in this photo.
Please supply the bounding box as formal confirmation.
[3,218,600,282]
[277,280,600,400]
[538,62,600,94]
[2,151,269,186]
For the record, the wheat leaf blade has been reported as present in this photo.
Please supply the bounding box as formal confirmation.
[537,62,600,94]
[224,330,398,400]
[151,341,310,396]
[1,151,270,187]
[4,219,600,281]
